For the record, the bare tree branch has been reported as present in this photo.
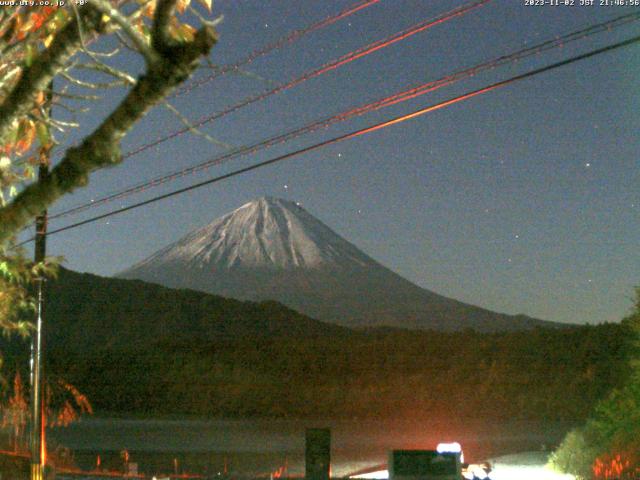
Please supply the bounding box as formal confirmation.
[53,90,102,101]
[163,101,234,150]
[80,45,122,58]
[0,8,22,45]
[60,71,128,89]
[0,5,105,145]
[0,66,21,92]
[234,68,278,86]
[51,119,81,129]
[0,13,218,245]
[187,5,223,29]
[114,30,138,54]
[75,62,136,85]
[51,101,90,115]
[152,0,178,53]
[89,0,158,64]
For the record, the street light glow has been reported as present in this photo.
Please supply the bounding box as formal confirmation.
[489,464,575,480]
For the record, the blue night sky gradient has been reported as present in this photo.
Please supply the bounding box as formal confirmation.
[38,0,640,325]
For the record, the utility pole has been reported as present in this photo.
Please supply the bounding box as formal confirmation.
[29,164,47,480]
[30,84,52,480]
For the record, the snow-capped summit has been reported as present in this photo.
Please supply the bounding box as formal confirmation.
[118,198,556,332]
[141,196,374,271]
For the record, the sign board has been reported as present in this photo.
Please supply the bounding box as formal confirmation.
[389,450,461,480]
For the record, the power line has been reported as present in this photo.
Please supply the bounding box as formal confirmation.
[39,0,382,168]
[48,11,640,221]
[171,0,384,98]
[20,33,639,245]
[42,0,494,216]
[122,0,493,160]
[343,34,640,138]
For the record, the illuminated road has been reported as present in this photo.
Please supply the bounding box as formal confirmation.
[488,452,575,480]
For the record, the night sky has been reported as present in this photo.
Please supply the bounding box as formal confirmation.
[35,0,639,325]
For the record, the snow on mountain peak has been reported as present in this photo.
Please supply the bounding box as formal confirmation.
[132,197,374,271]
[118,197,556,332]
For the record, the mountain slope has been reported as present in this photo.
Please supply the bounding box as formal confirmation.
[43,267,350,353]
[118,197,559,332]
[0,268,623,420]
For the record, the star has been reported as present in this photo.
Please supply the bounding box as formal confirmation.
[585,163,591,168]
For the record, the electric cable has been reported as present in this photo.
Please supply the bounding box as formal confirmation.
[122,0,493,160]
[48,11,640,221]
[171,0,385,98]
[40,0,383,167]
[17,33,639,245]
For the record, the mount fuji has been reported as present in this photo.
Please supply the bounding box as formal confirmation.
[118,197,557,331]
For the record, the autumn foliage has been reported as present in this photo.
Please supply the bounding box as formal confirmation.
[0,0,217,333]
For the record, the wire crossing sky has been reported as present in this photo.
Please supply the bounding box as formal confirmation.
[121,0,492,162]
[42,1,640,326]
[170,0,384,97]
[26,31,640,245]
[48,10,640,221]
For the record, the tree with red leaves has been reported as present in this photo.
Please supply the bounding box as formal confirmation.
[0,0,218,335]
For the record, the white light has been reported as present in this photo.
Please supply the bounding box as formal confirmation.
[436,442,462,454]
[462,468,488,480]
[490,464,575,480]
[437,442,463,463]
[350,470,388,479]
